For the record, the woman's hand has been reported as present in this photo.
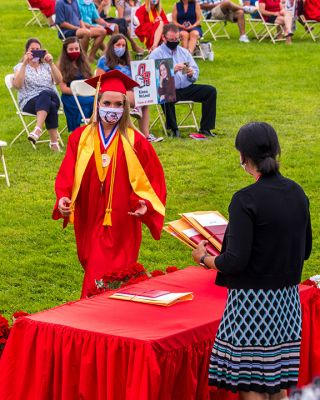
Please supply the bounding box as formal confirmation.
[58,197,72,217]
[23,51,33,66]
[128,200,147,217]
[192,240,208,264]
[44,52,53,65]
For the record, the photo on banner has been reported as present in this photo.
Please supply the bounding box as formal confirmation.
[131,58,176,106]
[155,58,176,104]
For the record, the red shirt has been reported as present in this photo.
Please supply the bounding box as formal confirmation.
[259,0,280,13]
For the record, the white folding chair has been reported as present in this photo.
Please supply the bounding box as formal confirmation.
[252,2,286,43]
[300,16,320,41]
[25,0,44,27]
[150,101,199,136]
[70,80,96,125]
[201,11,230,41]
[0,141,10,187]
[5,74,65,149]
[51,14,66,40]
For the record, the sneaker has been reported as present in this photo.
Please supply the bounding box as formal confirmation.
[243,5,256,13]
[147,133,163,143]
[130,107,142,119]
[239,34,250,43]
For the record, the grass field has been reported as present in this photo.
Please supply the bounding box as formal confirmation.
[0,0,319,318]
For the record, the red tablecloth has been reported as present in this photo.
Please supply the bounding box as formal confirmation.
[0,267,319,400]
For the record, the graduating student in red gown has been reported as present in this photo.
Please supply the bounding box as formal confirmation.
[135,0,169,50]
[53,71,166,297]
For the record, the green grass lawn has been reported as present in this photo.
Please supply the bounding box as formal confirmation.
[0,0,319,318]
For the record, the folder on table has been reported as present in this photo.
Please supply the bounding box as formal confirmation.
[181,211,228,251]
[109,287,193,306]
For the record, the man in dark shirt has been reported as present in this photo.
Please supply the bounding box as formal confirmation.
[55,0,106,62]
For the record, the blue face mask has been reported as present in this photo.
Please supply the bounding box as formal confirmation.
[83,0,93,4]
[114,47,126,58]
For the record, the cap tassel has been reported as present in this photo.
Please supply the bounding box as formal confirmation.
[93,75,102,123]
[103,208,112,226]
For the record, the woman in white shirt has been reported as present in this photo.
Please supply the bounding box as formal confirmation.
[13,38,63,151]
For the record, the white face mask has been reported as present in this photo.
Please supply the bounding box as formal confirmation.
[99,106,124,124]
[240,155,246,170]
[83,0,93,4]
[32,57,40,62]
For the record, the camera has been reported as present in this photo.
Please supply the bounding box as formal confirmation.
[182,62,190,74]
[31,49,46,59]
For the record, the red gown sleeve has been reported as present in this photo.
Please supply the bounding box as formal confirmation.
[135,6,152,40]
[160,9,169,24]
[52,127,84,223]
[130,132,167,240]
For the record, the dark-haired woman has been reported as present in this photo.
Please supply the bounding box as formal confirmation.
[172,0,202,54]
[13,38,63,151]
[58,37,94,132]
[192,122,312,400]
[96,34,163,142]
[158,60,175,103]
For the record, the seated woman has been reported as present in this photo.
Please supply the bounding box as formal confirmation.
[135,0,169,51]
[28,0,55,26]
[172,0,203,54]
[13,38,63,151]
[57,37,94,132]
[259,0,294,43]
[157,60,175,103]
[96,34,163,142]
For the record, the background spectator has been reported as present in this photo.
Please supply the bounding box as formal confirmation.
[149,23,217,137]
[199,0,255,42]
[58,37,94,132]
[259,0,294,43]
[172,0,203,54]
[115,0,146,52]
[135,0,169,51]
[96,34,163,142]
[77,0,118,62]
[13,38,62,151]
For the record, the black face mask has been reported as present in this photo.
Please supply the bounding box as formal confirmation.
[165,41,179,51]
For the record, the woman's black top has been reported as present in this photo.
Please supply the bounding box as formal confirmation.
[215,172,312,290]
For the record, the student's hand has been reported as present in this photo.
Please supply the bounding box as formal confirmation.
[58,197,72,217]
[128,200,147,217]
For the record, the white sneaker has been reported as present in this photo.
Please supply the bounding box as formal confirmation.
[130,107,142,119]
[239,34,250,43]
[147,133,163,143]
[243,5,256,13]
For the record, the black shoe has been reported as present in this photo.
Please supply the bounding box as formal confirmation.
[170,129,181,137]
[199,129,216,137]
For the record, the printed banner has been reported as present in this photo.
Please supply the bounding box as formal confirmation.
[131,58,176,106]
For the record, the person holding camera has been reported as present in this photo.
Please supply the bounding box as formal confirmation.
[149,23,217,137]
[13,38,63,151]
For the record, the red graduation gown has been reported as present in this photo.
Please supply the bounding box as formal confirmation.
[53,126,166,298]
[135,5,169,49]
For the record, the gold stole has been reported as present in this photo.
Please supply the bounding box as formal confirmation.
[69,124,165,226]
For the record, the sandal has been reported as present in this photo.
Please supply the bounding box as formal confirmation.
[49,141,62,152]
[28,126,42,144]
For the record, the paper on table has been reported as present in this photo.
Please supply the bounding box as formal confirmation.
[109,291,194,306]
